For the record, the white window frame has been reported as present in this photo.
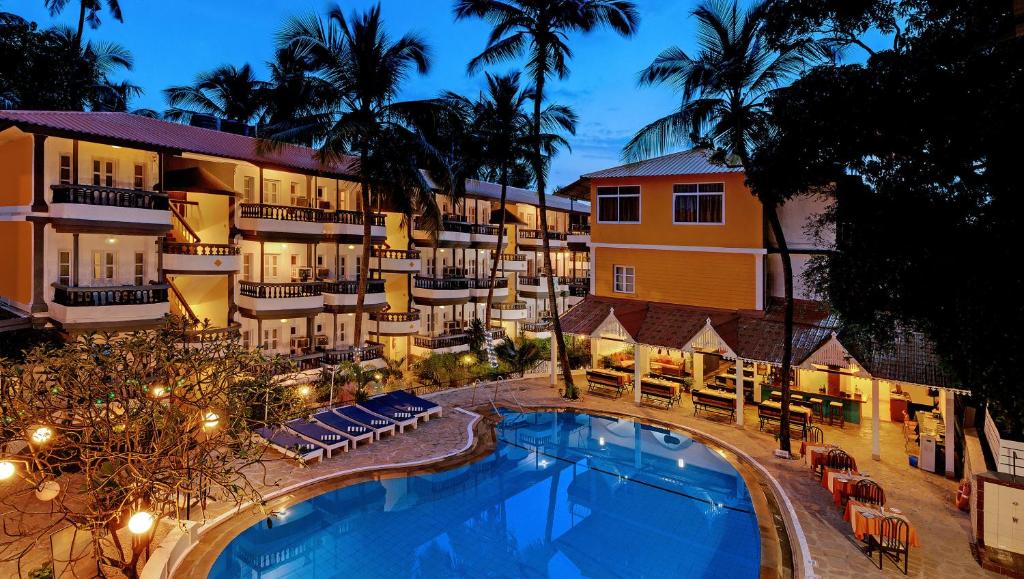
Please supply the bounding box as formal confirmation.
[264,254,279,279]
[596,185,641,224]
[243,176,256,204]
[338,322,346,344]
[58,154,72,185]
[262,328,279,350]
[612,265,635,294]
[92,251,116,283]
[241,330,251,349]
[57,250,72,285]
[243,253,253,281]
[671,183,726,225]
[133,252,145,286]
[92,158,116,188]
[264,180,280,204]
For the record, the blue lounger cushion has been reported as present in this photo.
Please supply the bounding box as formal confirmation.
[360,399,417,421]
[377,391,439,413]
[286,419,349,445]
[255,427,319,453]
[313,410,373,437]
[335,405,396,429]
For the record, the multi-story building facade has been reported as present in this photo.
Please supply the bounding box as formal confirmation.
[0,111,589,369]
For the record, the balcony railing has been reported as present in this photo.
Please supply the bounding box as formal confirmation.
[238,281,322,299]
[522,321,552,333]
[325,209,386,226]
[52,284,169,307]
[320,279,386,294]
[51,184,169,210]
[519,275,559,287]
[485,327,507,340]
[414,277,471,290]
[568,224,591,235]
[472,224,500,236]
[372,248,421,260]
[491,252,527,262]
[290,351,324,371]
[321,342,384,364]
[162,241,241,256]
[414,217,475,234]
[413,334,469,349]
[492,301,527,311]
[369,311,421,322]
[569,285,588,297]
[469,278,509,289]
[519,229,568,241]
[239,203,322,222]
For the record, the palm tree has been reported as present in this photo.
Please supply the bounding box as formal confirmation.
[455,0,639,399]
[45,0,123,49]
[164,64,269,126]
[622,0,821,454]
[275,3,439,351]
[495,336,543,377]
[261,45,335,144]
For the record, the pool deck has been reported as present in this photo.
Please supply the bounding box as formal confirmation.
[433,376,990,579]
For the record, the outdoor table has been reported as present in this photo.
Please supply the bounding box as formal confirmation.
[588,368,632,387]
[800,443,831,467]
[830,473,872,507]
[846,501,921,547]
[821,467,862,493]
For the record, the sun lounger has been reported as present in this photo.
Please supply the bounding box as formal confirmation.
[254,427,324,463]
[311,409,376,447]
[375,391,443,420]
[334,405,398,439]
[357,399,419,433]
[285,419,350,458]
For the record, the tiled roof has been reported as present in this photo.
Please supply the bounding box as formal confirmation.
[635,302,736,351]
[849,331,959,389]
[0,110,583,212]
[559,295,647,338]
[581,148,745,179]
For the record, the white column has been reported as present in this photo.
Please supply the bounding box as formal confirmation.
[634,344,644,405]
[944,391,955,477]
[871,378,881,461]
[549,334,558,386]
[754,367,763,403]
[590,337,600,368]
[735,357,745,427]
[692,352,704,389]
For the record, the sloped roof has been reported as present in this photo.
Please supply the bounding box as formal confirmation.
[635,302,736,351]
[848,331,959,389]
[464,179,590,214]
[559,295,648,338]
[581,148,744,179]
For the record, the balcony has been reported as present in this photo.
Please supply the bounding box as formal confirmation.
[49,184,171,234]
[492,252,528,272]
[371,248,422,273]
[321,342,385,365]
[368,310,421,336]
[289,351,324,372]
[412,217,473,247]
[49,284,169,330]
[490,301,528,321]
[485,327,507,342]
[238,203,324,237]
[321,279,387,313]
[470,224,501,248]
[162,241,241,273]
[469,277,509,302]
[236,281,323,317]
[411,276,471,306]
[567,224,591,250]
[411,334,470,356]
[323,209,386,243]
[522,320,552,338]
[517,275,563,298]
[517,229,568,249]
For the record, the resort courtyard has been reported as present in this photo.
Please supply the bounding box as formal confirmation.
[162,376,987,579]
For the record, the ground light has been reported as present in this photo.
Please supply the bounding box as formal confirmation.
[0,461,15,480]
[203,412,220,429]
[127,511,154,534]
[31,427,53,444]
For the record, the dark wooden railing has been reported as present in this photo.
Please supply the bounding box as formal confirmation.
[523,321,552,332]
[289,351,324,371]
[568,223,591,235]
[322,342,384,364]
[470,278,509,289]
[238,281,322,299]
[518,275,551,286]
[569,284,588,297]
[492,301,527,311]
[326,209,386,226]
[491,252,527,262]
[414,217,475,233]
[51,184,169,210]
[472,224,501,236]
[485,327,507,340]
[369,311,421,322]
[52,284,169,307]
[320,279,386,294]
[372,248,421,260]
[413,334,469,349]
[518,229,568,241]
[162,241,241,256]
[239,203,323,222]
[414,276,471,290]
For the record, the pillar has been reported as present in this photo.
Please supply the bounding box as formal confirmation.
[29,219,46,313]
[735,357,745,427]
[633,344,644,405]
[692,352,704,388]
[31,134,48,212]
[259,241,265,283]
[72,233,80,286]
[944,391,955,478]
[258,168,264,204]
[549,332,558,386]
[590,337,600,368]
[871,378,881,461]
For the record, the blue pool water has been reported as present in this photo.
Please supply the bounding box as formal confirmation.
[210,411,760,578]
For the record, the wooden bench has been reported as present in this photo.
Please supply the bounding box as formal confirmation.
[647,371,691,393]
[640,377,681,408]
[757,402,812,440]
[586,370,625,398]
[692,389,736,421]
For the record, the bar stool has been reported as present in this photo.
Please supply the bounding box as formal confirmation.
[770,390,782,401]
[828,401,845,428]
[792,394,804,402]
[809,397,824,422]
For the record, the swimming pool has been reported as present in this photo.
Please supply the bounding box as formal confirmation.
[209,410,760,578]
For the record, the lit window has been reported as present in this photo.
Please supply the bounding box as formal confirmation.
[133,163,145,190]
[93,251,115,281]
[673,183,724,224]
[613,265,635,294]
[57,251,71,285]
[243,253,253,281]
[243,176,255,203]
[93,159,114,187]
[597,186,640,223]
[134,252,145,286]
[59,154,72,184]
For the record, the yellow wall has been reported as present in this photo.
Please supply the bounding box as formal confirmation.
[594,247,757,310]
[190,192,230,244]
[590,173,762,248]
[172,275,228,327]
[0,135,32,206]
[0,222,33,306]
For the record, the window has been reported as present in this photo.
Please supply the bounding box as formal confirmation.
[243,176,255,203]
[262,328,278,350]
[265,180,279,204]
[92,251,115,282]
[338,322,346,344]
[92,159,114,187]
[241,330,251,349]
[355,256,361,280]
[57,251,71,285]
[426,258,435,277]
[673,183,724,224]
[596,186,640,223]
[426,312,433,334]
[290,182,304,206]
[612,265,635,294]
[243,253,253,281]
[133,163,145,190]
[264,254,279,278]
[339,256,346,279]
[59,154,72,184]
[133,252,145,286]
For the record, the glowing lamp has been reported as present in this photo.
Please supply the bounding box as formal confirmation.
[35,480,60,502]
[203,412,220,429]
[297,385,312,397]
[598,437,605,447]
[373,373,383,382]
[348,245,355,250]
[0,461,15,480]
[31,427,53,444]
[127,511,154,534]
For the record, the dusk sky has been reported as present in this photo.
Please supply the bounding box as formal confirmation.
[9,1,873,189]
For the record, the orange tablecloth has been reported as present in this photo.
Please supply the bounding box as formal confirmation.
[821,467,862,492]
[846,501,921,547]
[831,475,872,507]
[805,447,858,472]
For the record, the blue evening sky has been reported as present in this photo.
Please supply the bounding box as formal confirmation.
[9,1,877,189]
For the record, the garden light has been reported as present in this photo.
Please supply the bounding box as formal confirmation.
[127,511,154,534]
[31,427,53,444]
[0,461,15,480]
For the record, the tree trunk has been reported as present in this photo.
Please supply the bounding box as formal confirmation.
[354,151,372,350]
[75,0,87,49]
[483,168,509,327]
[765,203,795,454]
[531,62,576,397]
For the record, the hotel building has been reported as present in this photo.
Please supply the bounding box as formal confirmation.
[0,111,589,368]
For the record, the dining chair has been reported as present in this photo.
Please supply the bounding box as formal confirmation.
[868,516,911,575]
[826,448,855,472]
[852,479,885,507]
[807,426,824,445]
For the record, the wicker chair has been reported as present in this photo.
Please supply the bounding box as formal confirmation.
[851,479,886,507]
[868,516,911,574]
